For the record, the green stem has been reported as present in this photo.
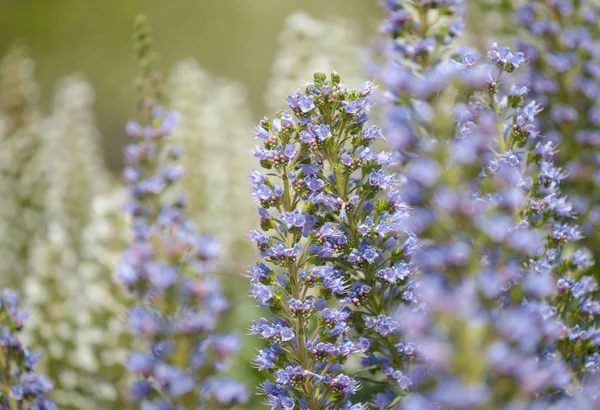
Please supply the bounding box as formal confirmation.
[282,164,318,410]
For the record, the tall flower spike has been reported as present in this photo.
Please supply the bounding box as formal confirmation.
[385,44,597,409]
[516,1,600,281]
[378,0,468,155]
[265,12,364,113]
[0,44,46,290]
[0,288,57,410]
[514,2,600,389]
[168,59,264,401]
[119,15,248,409]
[20,74,130,410]
[381,0,464,73]
[249,73,399,410]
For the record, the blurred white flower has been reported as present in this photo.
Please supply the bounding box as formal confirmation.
[0,44,46,289]
[168,59,257,263]
[20,75,132,410]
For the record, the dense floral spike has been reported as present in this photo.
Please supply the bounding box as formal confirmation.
[512,1,600,390]
[382,43,598,408]
[357,3,470,405]
[118,16,247,409]
[0,44,46,290]
[381,0,464,72]
[168,59,256,257]
[265,12,364,113]
[378,0,468,158]
[516,0,600,281]
[249,73,398,409]
[0,289,57,410]
[168,59,265,403]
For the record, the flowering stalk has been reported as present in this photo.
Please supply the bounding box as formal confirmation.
[516,0,600,280]
[118,16,247,409]
[381,0,464,72]
[512,1,600,384]
[249,73,384,410]
[384,43,597,408]
[20,75,129,410]
[0,289,57,410]
[378,0,468,156]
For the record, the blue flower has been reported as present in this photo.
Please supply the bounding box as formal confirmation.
[251,283,274,306]
[298,95,315,113]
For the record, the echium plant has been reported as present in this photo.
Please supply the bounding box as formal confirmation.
[380,0,464,73]
[384,43,599,408]
[0,289,57,410]
[516,0,600,279]
[249,73,408,410]
[250,73,393,410]
[118,16,248,409]
[378,0,467,156]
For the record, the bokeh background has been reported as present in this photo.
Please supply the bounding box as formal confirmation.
[0,1,382,408]
[0,0,380,169]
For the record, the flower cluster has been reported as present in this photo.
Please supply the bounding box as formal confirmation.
[249,73,406,409]
[381,34,599,408]
[118,16,247,409]
[0,288,57,410]
[381,0,464,71]
[516,0,600,279]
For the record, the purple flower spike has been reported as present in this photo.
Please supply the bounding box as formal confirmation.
[119,17,247,408]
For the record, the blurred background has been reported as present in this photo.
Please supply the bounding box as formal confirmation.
[0,1,381,408]
[0,0,380,169]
